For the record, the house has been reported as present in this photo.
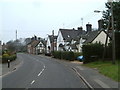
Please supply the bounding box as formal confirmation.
[81,23,111,44]
[27,39,46,54]
[82,30,111,45]
[57,20,111,53]
[46,35,57,53]
[27,40,39,54]
[78,23,111,53]
[35,39,46,54]
[57,27,86,52]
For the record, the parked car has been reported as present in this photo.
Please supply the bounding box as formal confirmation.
[77,55,83,62]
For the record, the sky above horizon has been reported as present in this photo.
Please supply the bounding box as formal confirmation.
[0,0,108,43]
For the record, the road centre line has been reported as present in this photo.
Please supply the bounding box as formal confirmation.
[31,80,35,85]
[37,68,45,76]
[42,68,44,71]
[38,71,42,76]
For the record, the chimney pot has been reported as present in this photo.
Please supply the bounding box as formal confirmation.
[78,27,83,31]
[98,19,104,30]
[86,23,92,32]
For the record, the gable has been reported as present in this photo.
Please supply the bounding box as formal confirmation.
[57,30,64,43]
[92,31,110,44]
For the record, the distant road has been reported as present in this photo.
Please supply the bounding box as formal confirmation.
[2,53,88,88]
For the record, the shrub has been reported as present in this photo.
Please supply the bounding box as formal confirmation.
[115,32,120,59]
[82,43,104,64]
[2,54,17,63]
[53,51,75,61]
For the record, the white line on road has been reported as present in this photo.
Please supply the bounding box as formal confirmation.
[38,71,42,76]
[42,68,44,71]
[94,79,110,88]
[38,68,45,76]
[31,80,35,85]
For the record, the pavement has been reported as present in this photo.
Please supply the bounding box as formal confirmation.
[0,54,23,77]
[49,57,119,89]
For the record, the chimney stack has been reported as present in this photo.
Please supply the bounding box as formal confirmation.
[86,23,92,32]
[78,27,83,31]
[98,19,104,30]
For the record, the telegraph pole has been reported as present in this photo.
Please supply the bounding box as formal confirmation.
[81,18,83,27]
[16,30,17,41]
[111,1,116,64]
[52,30,54,53]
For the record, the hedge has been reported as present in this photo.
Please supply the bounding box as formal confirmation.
[115,32,120,59]
[82,43,104,64]
[53,51,82,61]
[2,54,17,63]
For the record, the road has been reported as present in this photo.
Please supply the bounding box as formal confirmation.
[2,53,89,89]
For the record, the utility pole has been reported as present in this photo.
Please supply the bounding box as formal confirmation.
[110,1,116,64]
[16,30,17,41]
[15,30,17,53]
[52,30,54,53]
[81,18,83,27]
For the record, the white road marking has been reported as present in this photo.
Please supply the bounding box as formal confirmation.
[42,69,44,71]
[38,71,42,76]
[44,65,45,68]
[94,79,110,88]
[31,80,35,85]
[38,68,45,76]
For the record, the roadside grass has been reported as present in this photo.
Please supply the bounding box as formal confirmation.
[83,60,119,82]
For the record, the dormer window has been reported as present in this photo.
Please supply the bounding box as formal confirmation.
[68,35,70,38]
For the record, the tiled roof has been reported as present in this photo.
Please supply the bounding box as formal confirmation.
[59,29,86,42]
[83,30,109,44]
[48,35,58,43]
[29,40,40,48]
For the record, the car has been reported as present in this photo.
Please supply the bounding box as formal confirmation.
[77,55,83,62]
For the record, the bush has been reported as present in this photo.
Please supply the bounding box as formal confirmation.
[82,43,104,64]
[53,51,75,61]
[115,32,120,59]
[2,54,17,63]
[53,51,61,59]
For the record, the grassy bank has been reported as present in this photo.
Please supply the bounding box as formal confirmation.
[83,60,119,82]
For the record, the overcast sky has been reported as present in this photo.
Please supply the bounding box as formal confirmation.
[0,0,108,43]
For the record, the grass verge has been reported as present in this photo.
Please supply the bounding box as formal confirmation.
[83,60,119,82]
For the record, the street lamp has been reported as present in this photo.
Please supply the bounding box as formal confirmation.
[94,10,103,13]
